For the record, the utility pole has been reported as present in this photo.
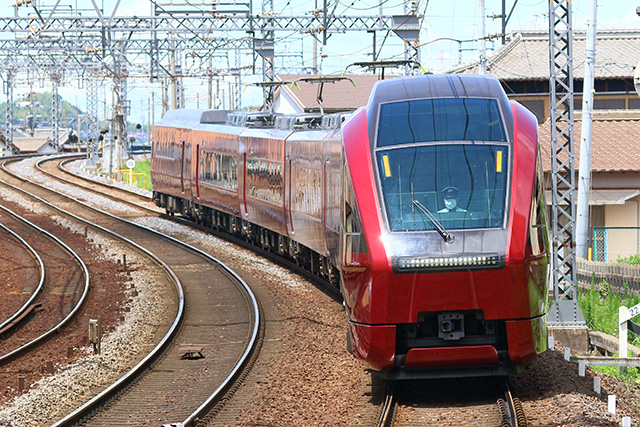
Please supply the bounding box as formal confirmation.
[4,69,13,154]
[208,56,213,109]
[170,41,177,110]
[479,0,487,75]
[576,0,597,259]
[548,0,586,328]
[51,73,60,149]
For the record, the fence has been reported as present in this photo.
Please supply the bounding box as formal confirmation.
[113,168,147,190]
[576,258,640,295]
[593,227,640,263]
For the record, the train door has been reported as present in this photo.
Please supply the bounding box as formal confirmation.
[180,140,185,194]
[285,153,294,235]
[321,156,329,253]
[242,152,248,214]
[195,143,200,199]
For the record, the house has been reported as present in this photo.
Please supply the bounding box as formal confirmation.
[12,137,56,155]
[448,29,640,123]
[448,29,640,260]
[538,110,640,261]
[274,74,390,114]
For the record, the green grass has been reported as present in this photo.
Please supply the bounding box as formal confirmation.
[121,159,152,191]
[592,363,640,384]
[578,281,640,347]
[617,254,640,265]
[577,280,640,383]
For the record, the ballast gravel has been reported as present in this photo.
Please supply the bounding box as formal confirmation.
[3,156,640,426]
[8,157,136,213]
[0,204,172,427]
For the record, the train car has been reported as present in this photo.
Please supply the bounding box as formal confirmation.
[150,73,549,380]
[339,74,549,379]
[151,109,209,215]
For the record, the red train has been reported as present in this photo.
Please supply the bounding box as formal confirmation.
[151,74,549,379]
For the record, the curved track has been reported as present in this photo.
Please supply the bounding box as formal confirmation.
[48,155,342,300]
[0,216,45,334]
[0,202,89,364]
[1,157,261,427]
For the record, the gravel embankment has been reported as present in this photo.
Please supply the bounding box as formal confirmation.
[4,156,640,426]
[0,188,172,426]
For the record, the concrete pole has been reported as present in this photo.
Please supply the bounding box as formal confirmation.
[170,38,177,110]
[479,0,487,75]
[208,56,213,109]
[576,0,597,259]
[147,97,151,146]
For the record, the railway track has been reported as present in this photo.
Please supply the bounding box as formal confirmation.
[0,202,88,362]
[20,154,536,426]
[0,215,45,335]
[378,377,527,427]
[0,157,261,426]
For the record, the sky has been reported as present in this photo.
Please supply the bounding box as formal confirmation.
[2,0,640,127]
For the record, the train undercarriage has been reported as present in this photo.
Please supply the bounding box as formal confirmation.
[153,191,341,287]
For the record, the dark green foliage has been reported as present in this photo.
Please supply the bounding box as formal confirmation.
[618,254,640,265]
[578,281,640,347]
[0,92,82,127]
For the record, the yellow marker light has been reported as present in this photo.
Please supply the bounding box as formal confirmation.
[382,154,391,177]
[496,150,503,173]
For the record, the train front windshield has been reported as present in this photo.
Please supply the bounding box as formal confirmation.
[375,98,509,232]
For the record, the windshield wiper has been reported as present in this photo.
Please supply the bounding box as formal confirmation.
[410,186,453,243]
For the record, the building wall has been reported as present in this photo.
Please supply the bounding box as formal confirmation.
[601,199,640,260]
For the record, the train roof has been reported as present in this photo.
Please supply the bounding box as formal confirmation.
[156,109,230,128]
[157,109,349,132]
[366,74,514,146]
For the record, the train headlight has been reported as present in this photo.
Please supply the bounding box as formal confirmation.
[394,254,502,272]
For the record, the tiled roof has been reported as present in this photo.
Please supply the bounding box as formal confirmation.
[12,137,53,153]
[277,74,392,111]
[538,110,640,172]
[448,29,640,80]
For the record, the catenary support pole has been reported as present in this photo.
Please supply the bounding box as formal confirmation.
[576,0,597,259]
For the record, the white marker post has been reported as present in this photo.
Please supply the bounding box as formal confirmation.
[608,395,616,415]
[619,302,640,358]
[594,377,601,395]
[126,159,135,186]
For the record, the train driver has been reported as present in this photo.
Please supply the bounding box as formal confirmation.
[437,186,467,213]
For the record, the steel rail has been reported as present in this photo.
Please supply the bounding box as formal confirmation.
[34,155,159,215]
[0,158,185,426]
[0,201,89,365]
[2,157,260,427]
[501,382,526,427]
[57,157,152,201]
[376,382,395,427]
[0,215,46,334]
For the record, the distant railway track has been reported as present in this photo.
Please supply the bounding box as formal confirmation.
[43,155,343,300]
[38,155,161,216]
[380,378,527,427]
[0,213,45,336]
[0,156,261,427]
[0,203,84,364]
